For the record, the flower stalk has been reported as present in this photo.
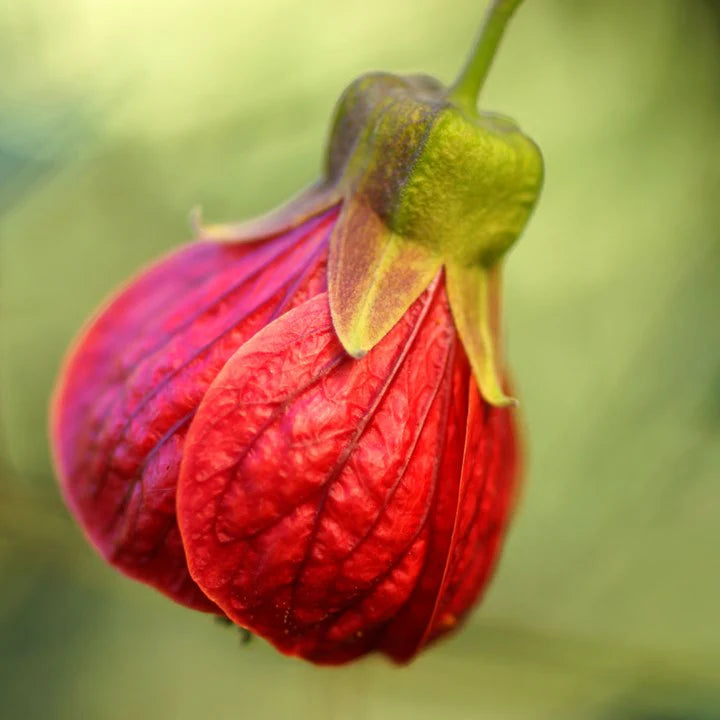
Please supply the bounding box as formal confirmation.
[449,0,526,116]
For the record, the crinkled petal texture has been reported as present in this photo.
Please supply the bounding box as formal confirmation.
[51,209,338,611]
[177,278,518,663]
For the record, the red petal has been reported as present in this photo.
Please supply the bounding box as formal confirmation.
[178,279,518,662]
[51,209,338,610]
[399,375,519,657]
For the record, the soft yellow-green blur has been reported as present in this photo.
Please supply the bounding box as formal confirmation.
[2,1,719,718]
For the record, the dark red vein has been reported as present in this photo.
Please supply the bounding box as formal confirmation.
[205,348,348,542]
[298,330,456,639]
[82,215,332,498]
[285,275,444,611]
[416,375,494,650]
[90,233,329,503]
[333,332,455,566]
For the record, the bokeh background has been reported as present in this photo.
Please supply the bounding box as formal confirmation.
[2,0,719,718]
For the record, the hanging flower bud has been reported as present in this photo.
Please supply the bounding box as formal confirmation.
[51,0,543,663]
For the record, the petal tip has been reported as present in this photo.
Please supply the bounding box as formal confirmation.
[337,333,368,359]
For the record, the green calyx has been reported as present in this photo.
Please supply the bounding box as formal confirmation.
[197,1,541,407]
[330,75,542,267]
[324,72,543,406]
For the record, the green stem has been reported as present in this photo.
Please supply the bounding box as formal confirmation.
[449,0,525,115]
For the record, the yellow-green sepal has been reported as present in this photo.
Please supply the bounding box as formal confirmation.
[193,181,342,243]
[328,192,441,357]
[446,261,514,407]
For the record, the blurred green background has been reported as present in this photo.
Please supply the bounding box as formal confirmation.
[2,0,720,718]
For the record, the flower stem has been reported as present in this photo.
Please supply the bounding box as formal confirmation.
[449,0,526,115]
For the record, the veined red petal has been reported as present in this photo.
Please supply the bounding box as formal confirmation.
[51,208,339,610]
[177,280,518,662]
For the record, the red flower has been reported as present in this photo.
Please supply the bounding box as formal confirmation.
[51,198,520,663]
[51,3,543,665]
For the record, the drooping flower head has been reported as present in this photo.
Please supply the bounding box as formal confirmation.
[51,0,543,664]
